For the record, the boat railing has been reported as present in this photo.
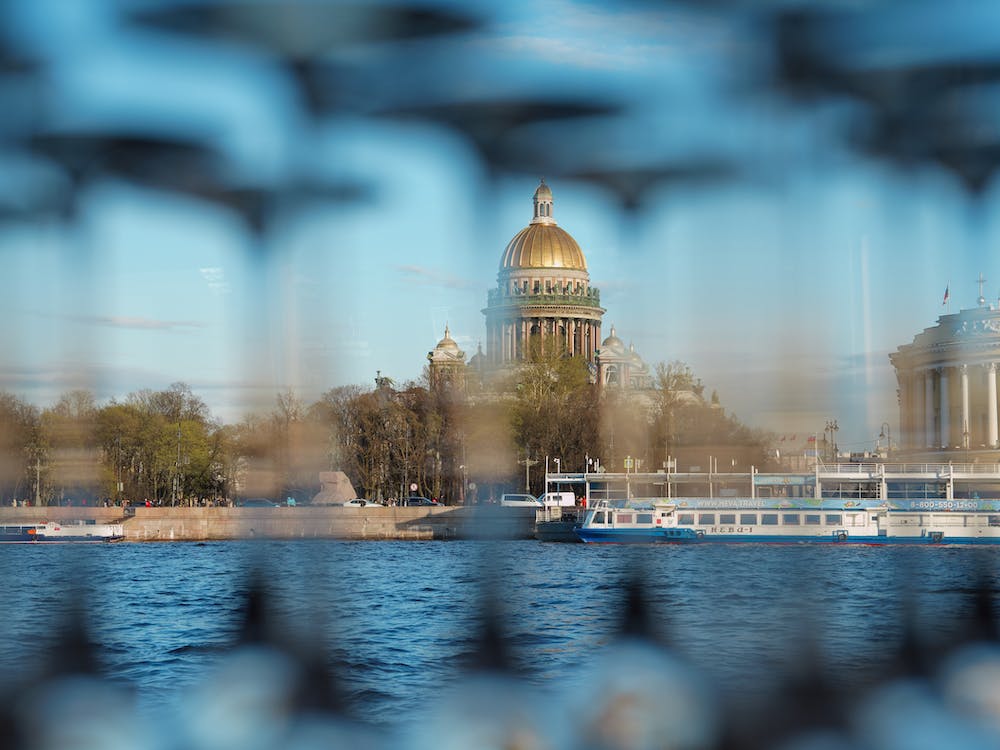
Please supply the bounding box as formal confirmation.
[818,462,1000,475]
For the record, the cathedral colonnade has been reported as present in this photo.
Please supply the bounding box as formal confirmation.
[488,317,600,363]
[899,362,1000,450]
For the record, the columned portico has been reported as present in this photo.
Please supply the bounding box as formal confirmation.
[891,294,1000,455]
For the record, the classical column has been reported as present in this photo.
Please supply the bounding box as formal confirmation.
[940,367,950,448]
[902,373,912,450]
[924,370,935,448]
[961,364,970,448]
[989,362,999,448]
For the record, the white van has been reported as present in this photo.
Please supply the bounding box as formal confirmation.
[500,493,542,507]
[538,492,576,507]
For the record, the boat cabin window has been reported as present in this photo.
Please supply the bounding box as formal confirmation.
[990,515,1000,527]
[720,513,736,524]
[761,513,778,525]
[740,513,757,525]
[699,513,715,525]
[825,514,842,525]
[592,512,606,525]
[636,513,653,524]
[678,513,695,525]
[783,514,800,525]
[804,514,821,525]
[615,513,634,525]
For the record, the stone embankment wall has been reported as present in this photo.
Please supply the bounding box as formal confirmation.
[0,507,124,523]
[0,506,537,541]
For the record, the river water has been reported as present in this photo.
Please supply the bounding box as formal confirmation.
[0,540,996,745]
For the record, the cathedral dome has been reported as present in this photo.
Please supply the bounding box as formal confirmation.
[499,179,587,271]
[500,224,587,271]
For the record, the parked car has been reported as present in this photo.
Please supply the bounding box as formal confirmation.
[342,499,384,507]
[500,493,543,507]
[404,496,439,506]
[239,498,280,507]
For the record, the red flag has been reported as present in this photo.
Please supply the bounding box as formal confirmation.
[943,285,950,305]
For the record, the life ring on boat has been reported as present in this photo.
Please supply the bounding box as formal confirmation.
[836,532,847,542]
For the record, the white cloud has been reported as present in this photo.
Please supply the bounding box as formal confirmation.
[477,0,706,72]
[200,266,231,295]
[396,265,476,290]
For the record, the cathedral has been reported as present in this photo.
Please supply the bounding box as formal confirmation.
[428,180,652,391]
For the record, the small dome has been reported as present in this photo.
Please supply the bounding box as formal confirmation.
[601,325,625,353]
[434,325,460,352]
[534,179,552,199]
[468,343,486,369]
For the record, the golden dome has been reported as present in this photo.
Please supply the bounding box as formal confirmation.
[500,223,587,271]
[433,325,461,353]
[500,180,587,271]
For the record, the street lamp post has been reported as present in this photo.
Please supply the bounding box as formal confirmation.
[518,447,538,493]
[825,420,839,463]
[879,422,892,459]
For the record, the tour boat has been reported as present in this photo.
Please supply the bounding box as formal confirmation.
[0,521,125,543]
[575,497,1000,545]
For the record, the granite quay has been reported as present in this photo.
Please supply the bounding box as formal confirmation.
[0,506,537,541]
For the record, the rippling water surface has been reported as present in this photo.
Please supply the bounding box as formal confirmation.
[0,541,995,731]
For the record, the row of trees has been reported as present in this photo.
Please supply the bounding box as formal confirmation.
[0,355,775,506]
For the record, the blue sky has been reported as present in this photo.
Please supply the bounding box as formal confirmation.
[1,0,999,454]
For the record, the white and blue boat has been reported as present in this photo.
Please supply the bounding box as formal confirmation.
[0,520,125,543]
[561,462,1000,545]
[575,497,1000,545]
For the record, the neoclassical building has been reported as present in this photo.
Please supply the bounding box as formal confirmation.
[482,180,605,366]
[426,325,465,390]
[890,291,1000,452]
[598,325,653,390]
[428,179,653,390]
